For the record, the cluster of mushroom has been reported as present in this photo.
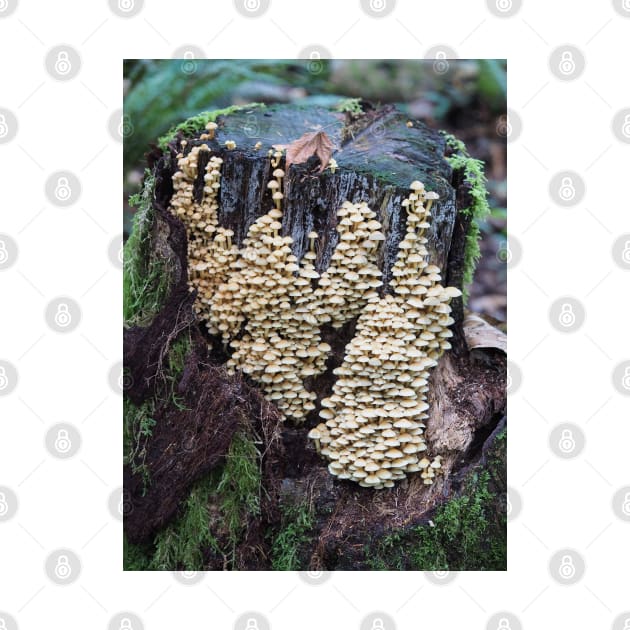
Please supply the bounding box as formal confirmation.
[167,146,383,422]
[307,182,460,488]
[170,146,240,333]
[166,139,460,491]
[222,168,330,420]
[316,201,384,328]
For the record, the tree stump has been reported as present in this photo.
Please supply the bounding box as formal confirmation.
[123,101,506,570]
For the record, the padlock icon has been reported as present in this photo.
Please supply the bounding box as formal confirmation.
[118,367,133,391]
[621,114,630,139]
[0,618,7,630]
[119,617,133,630]
[496,114,511,138]
[558,554,576,579]
[369,0,386,11]
[0,366,7,390]
[245,619,259,630]
[622,241,630,264]
[495,0,512,12]
[558,51,576,76]
[371,619,385,630]
[623,0,630,12]
[54,554,72,579]
[0,114,8,138]
[54,51,72,76]
[55,428,72,454]
[118,114,133,139]
[558,428,575,453]
[433,51,449,75]
[244,0,261,10]
[558,303,575,328]
[623,617,630,630]
[54,176,72,202]
[498,240,511,264]
[181,50,196,75]
[0,492,8,516]
[623,367,630,391]
[0,239,8,264]
[558,176,575,201]
[621,492,630,516]
[308,49,323,74]
[497,619,512,630]
[54,302,72,328]
[118,0,135,11]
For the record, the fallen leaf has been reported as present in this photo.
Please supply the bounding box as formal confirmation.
[463,312,507,353]
[284,130,335,173]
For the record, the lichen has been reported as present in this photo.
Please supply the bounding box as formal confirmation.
[442,133,491,301]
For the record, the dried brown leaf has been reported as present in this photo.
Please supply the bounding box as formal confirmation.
[284,130,335,173]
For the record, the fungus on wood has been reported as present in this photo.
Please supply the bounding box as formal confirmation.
[123,101,506,569]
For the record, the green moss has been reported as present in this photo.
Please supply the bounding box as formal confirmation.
[123,430,262,570]
[366,431,506,571]
[443,133,491,301]
[163,332,192,410]
[270,501,315,571]
[216,431,262,551]
[123,170,172,326]
[123,398,156,495]
[334,97,363,115]
[123,535,153,571]
[156,103,265,152]
[150,473,221,571]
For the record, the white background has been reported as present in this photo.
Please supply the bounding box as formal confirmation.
[1,0,629,629]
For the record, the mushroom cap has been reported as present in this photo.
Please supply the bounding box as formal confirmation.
[308,428,322,440]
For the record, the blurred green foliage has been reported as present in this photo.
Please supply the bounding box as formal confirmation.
[124,59,332,172]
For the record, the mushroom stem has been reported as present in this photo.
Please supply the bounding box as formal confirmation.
[314,439,321,454]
